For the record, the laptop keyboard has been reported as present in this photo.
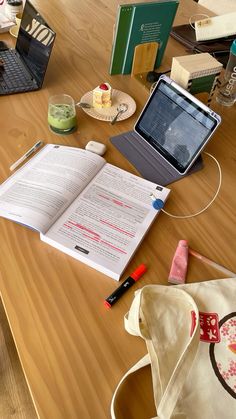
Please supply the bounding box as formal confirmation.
[0,49,37,94]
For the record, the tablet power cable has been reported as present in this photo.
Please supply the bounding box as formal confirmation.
[151,152,222,219]
[188,13,210,31]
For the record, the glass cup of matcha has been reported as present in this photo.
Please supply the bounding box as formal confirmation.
[48,94,77,134]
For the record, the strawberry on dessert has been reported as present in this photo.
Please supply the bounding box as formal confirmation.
[93,82,112,108]
[99,83,109,90]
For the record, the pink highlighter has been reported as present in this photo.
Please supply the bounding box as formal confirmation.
[168,240,189,284]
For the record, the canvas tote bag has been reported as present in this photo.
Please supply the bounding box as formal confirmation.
[111,278,236,418]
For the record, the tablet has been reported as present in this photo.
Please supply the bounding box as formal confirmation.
[134,75,221,175]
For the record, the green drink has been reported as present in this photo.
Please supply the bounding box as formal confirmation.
[48,95,77,134]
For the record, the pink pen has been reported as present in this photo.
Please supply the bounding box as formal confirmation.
[189,248,236,277]
[168,240,189,284]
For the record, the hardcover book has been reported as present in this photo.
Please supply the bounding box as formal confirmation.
[109,0,179,75]
[170,53,223,94]
[0,144,170,280]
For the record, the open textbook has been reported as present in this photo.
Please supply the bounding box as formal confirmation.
[0,144,170,280]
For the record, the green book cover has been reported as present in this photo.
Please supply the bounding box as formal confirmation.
[109,5,134,75]
[109,1,179,75]
[189,74,217,94]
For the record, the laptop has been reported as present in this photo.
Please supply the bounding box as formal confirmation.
[0,0,56,95]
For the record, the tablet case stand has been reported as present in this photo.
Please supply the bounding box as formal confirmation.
[110,131,203,186]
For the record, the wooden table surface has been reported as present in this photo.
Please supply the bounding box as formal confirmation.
[0,1,235,418]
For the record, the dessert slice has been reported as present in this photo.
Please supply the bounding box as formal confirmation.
[93,82,112,108]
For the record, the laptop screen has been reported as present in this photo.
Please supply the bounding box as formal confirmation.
[16,0,56,86]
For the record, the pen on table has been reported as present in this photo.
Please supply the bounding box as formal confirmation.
[104,264,147,309]
[189,248,236,277]
[10,140,44,172]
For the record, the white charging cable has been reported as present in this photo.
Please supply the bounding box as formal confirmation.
[189,13,210,30]
[152,152,222,219]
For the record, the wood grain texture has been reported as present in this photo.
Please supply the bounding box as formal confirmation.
[0,1,235,418]
[131,42,158,75]
[0,299,37,418]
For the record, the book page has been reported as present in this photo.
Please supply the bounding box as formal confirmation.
[198,0,236,15]
[41,163,170,280]
[0,145,105,233]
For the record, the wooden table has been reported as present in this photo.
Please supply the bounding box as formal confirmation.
[0,1,235,418]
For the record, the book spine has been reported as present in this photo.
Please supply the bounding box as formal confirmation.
[109,5,134,75]
[121,6,136,74]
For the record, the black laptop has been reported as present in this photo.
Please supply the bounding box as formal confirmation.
[0,0,56,95]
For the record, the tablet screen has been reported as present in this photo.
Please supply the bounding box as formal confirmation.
[134,77,220,174]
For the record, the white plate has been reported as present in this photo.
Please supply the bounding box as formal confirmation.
[79,89,136,122]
